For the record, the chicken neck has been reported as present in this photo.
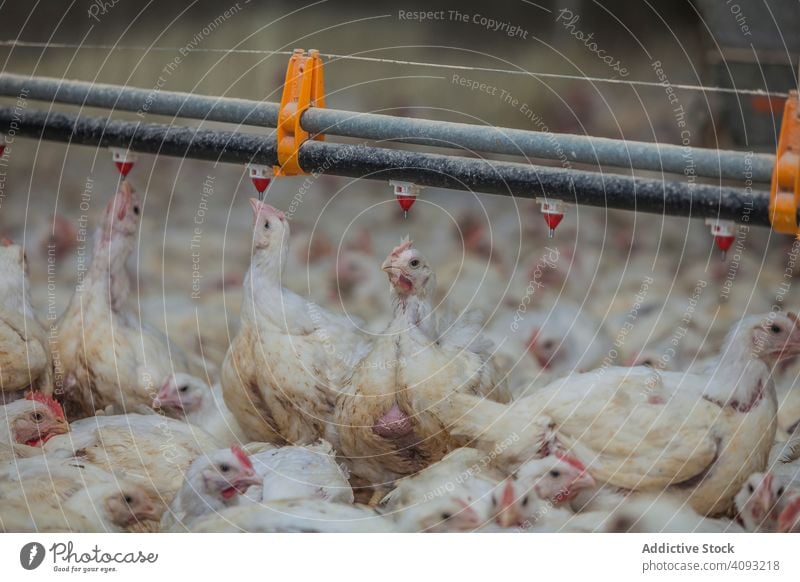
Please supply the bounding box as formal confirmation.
[85,227,134,311]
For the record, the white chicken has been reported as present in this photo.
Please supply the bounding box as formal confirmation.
[55,181,201,418]
[380,447,505,513]
[161,445,261,531]
[491,453,596,529]
[222,200,369,445]
[0,240,53,401]
[243,440,353,504]
[415,312,800,515]
[335,239,509,487]
[0,479,162,533]
[43,412,220,499]
[154,372,247,446]
[524,303,609,374]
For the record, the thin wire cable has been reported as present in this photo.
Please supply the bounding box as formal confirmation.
[0,39,791,98]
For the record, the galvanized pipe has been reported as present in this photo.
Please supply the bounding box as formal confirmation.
[0,72,279,127]
[0,72,775,183]
[0,107,276,164]
[0,106,774,227]
[302,108,776,185]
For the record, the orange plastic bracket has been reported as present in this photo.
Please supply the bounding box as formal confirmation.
[769,90,800,235]
[274,48,326,177]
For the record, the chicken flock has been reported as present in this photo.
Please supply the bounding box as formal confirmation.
[1,176,800,534]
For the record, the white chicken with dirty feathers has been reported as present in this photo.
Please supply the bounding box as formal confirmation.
[335,238,509,486]
[154,373,247,446]
[0,454,121,503]
[161,446,261,531]
[0,479,162,533]
[0,240,53,401]
[415,312,800,515]
[222,200,370,445]
[243,440,353,504]
[43,412,220,499]
[55,181,201,418]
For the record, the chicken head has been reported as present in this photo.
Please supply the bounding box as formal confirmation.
[381,237,434,297]
[249,198,289,252]
[734,472,787,531]
[104,484,163,528]
[2,395,68,447]
[199,446,261,501]
[154,372,208,415]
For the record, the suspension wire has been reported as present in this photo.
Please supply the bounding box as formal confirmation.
[0,39,791,98]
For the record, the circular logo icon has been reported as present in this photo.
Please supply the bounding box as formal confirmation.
[20,542,46,570]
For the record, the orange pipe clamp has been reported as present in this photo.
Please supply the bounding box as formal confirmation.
[274,48,326,176]
[769,90,800,235]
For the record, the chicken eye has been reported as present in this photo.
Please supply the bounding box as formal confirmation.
[30,412,44,423]
[440,512,452,520]
[778,487,785,496]
[747,484,755,494]
[542,340,555,350]
[549,470,560,478]
[264,221,270,230]
[409,259,420,268]
[133,206,140,216]
[219,463,230,472]
[124,495,133,504]
[179,385,189,393]
[521,496,529,507]
[770,324,782,334]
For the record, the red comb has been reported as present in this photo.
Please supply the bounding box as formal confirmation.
[555,450,586,472]
[389,237,413,258]
[25,391,65,419]
[231,445,253,470]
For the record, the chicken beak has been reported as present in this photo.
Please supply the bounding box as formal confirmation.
[50,417,70,435]
[136,502,162,522]
[495,482,522,528]
[572,470,597,492]
[752,474,775,521]
[453,501,482,530]
[235,471,262,491]
[381,256,400,273]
